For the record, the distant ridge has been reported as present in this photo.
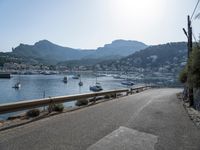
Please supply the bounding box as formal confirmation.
[11,39,147,64]
[88,39,147,58]
[12,40,93,63]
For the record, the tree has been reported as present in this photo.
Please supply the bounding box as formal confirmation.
[190,46,200,88]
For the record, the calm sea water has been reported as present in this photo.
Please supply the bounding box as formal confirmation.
[0,74,137,120]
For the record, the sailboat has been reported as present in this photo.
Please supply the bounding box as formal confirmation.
[121,80,134,86]
[78,75,83,86]
[13,75,21,89]
[121,78,135,86]
[89,76,103,92]
[13,82,21,89]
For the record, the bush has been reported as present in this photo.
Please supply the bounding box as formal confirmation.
[110,94,116,98]
[104,95,110,99]
[75,99,88,106]
[48,103,64,112]
[26,109,40,118]
[191,47,200,88]
[179,66,188,83]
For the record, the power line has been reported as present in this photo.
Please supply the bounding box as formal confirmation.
[191,0,200,20]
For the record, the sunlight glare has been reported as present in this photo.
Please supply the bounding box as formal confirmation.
[112,0,161,19]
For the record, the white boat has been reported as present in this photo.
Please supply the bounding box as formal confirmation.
[13,82,21,89]
[113,75,122,79]
[90,82,103,92]
[72,74,80,79]
[113,74,126,79]
[121,80,135,86]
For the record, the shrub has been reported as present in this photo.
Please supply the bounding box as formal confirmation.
[179,66,188,83]
[26,109,40,118]
[104,95,110,99]
[75,99,88,106]
[191,47,200,88]
[110,94,116,98]
[48,103,64,112]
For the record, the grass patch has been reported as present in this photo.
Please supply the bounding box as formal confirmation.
[48,103,64,112]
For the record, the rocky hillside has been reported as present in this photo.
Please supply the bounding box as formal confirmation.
[95,42,187,73]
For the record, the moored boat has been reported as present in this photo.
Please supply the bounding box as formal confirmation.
[121,80,135,86]
[0,73,11,79]
[12,82,21,89]
[72,74,80,79]
[90,82,103,92]
[63,77,68,83]
[79,81,83,86]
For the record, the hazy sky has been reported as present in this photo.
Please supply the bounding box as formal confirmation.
[0,0,200,52]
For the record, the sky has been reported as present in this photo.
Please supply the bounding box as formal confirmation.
[0,0,200,52]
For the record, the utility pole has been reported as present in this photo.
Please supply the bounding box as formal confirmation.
[184,15,193,106]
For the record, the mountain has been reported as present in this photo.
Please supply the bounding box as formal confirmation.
[86,40,147,59]
[94,42,187,72]
[12,40,93,64]
[11,39,147,64]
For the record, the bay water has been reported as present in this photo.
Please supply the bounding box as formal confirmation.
[0,74,135,120]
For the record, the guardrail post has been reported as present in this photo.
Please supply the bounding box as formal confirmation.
[126,90,129,96]
[93,94,97,103]
[114,93,117,98]
[48,97,54,113]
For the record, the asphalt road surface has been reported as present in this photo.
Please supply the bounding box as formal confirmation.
[0,88,200,150]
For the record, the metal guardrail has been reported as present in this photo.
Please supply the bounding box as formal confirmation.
[0,86,149,115]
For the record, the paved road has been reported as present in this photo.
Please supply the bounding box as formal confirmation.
[0,88,200,150]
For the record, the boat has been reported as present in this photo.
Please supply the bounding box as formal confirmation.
[90,82,103,92]
[12,82,21,89]
[90,76,103,92]
[63,77,68,83]
[0,73,11,78]
[113,74,126,79]
[113,75,122,79]
[96,73,107,77]
[78,75,83,86]
[121,80,135,86]
[79,81,83,86]
[72,74,80,79]
[41,71,52,75]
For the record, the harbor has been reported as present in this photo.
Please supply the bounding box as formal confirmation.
[0,73,147,120]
